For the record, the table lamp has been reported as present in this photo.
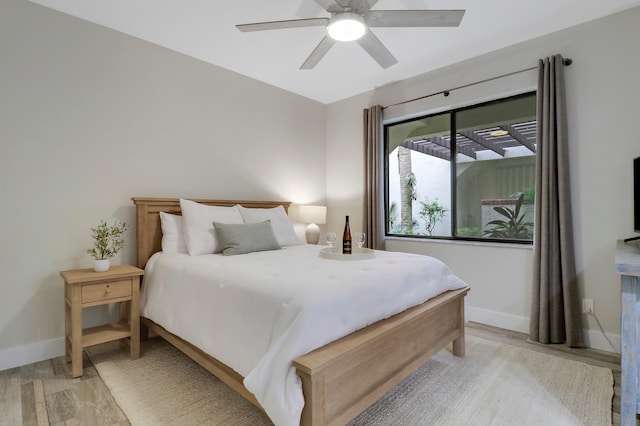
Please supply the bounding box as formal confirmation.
[299,205,327,245]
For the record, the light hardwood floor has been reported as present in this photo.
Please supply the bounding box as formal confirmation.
[0,350,128,426]
[0,323,631,425]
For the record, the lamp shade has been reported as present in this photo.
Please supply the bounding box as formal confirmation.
[299,205,326,245]
[299,205,327,225]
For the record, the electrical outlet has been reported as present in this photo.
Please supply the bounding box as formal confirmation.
[582,299,594,315]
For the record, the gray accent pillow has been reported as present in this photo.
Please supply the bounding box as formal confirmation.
[212,220,281,256]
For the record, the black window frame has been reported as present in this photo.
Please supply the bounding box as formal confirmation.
[383,91,536,245]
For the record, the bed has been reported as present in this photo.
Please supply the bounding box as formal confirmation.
[132,197,469,426]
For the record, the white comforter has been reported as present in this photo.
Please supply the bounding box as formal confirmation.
[141,245,467,426]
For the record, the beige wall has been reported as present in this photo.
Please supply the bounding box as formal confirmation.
[326,7,640,352]
[0,0,326,369]
[2,0,637,370]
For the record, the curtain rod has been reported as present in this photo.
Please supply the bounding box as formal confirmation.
[383,57,573,109]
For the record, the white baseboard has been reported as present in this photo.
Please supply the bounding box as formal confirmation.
[0,337,65,371]
[467,306,530,334]
[0,308,622,372]
[467,306,621,354]
[582,326,621,354]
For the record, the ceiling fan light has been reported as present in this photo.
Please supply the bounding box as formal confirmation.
[327,12,366,42]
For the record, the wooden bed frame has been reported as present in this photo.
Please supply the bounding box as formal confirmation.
[132,197,469,426]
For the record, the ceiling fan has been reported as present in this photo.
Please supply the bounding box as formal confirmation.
[236,0,465,70]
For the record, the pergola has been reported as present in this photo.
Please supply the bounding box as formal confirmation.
[400,120,537,161]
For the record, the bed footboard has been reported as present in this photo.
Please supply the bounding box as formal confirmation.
[293,287,469,426]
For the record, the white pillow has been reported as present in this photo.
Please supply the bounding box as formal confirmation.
[180,199,244,255]
[237,204,303,247]
[159,212,187,253]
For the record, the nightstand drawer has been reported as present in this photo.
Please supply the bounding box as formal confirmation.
[82,279,132,303]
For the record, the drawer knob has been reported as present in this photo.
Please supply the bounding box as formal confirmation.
[105,285,111,294]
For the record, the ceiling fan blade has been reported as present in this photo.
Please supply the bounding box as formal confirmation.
[348,0,380,14]
[367,10,465,27]
[312,0,345,13]
[356,31,397,69]
[236,17,328,32]
[295,0,324,18]
[300,36,337,69]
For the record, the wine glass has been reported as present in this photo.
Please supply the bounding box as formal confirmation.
[326,233,337,249]
[355,232,366,249]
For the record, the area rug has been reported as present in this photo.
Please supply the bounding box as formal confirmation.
[88,334,613,425]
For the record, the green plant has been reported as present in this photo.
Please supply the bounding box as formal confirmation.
[391,225,418,235]
[87,220,128,260]
[405,172,417,201]
[418,199,447,236]
[390,219,419,235]
[456,227,483,237]
[388,201,398,230]
[522,187,535,203]
[483,194,533,239]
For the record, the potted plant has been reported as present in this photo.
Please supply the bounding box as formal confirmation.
[87,220,128,272]
[483,193,533,240]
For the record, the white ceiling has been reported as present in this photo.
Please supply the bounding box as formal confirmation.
[29,0,640,104]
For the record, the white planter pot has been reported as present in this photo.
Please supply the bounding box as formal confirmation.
[93,259,110,272]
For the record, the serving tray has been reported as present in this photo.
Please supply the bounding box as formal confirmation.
[319,247,375,260]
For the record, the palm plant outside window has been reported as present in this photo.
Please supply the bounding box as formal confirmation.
[384,92,536,243]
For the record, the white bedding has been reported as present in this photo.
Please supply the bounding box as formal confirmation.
[141,245,467,426]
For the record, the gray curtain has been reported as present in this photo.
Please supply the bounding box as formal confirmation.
[363,105,384,250]
[530,55,584,347]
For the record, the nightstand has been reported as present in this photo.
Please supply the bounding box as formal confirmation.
[61,264,144,377]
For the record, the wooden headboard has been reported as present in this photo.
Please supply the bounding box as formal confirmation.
[131,197,292,269]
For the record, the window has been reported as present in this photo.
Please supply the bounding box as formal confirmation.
[385,92,536,243]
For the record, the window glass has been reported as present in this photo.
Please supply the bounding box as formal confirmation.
[386,113,451,237]
[455,95,536,241]
[385,92,536,243]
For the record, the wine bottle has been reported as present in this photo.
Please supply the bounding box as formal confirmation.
[342,215,352,254]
